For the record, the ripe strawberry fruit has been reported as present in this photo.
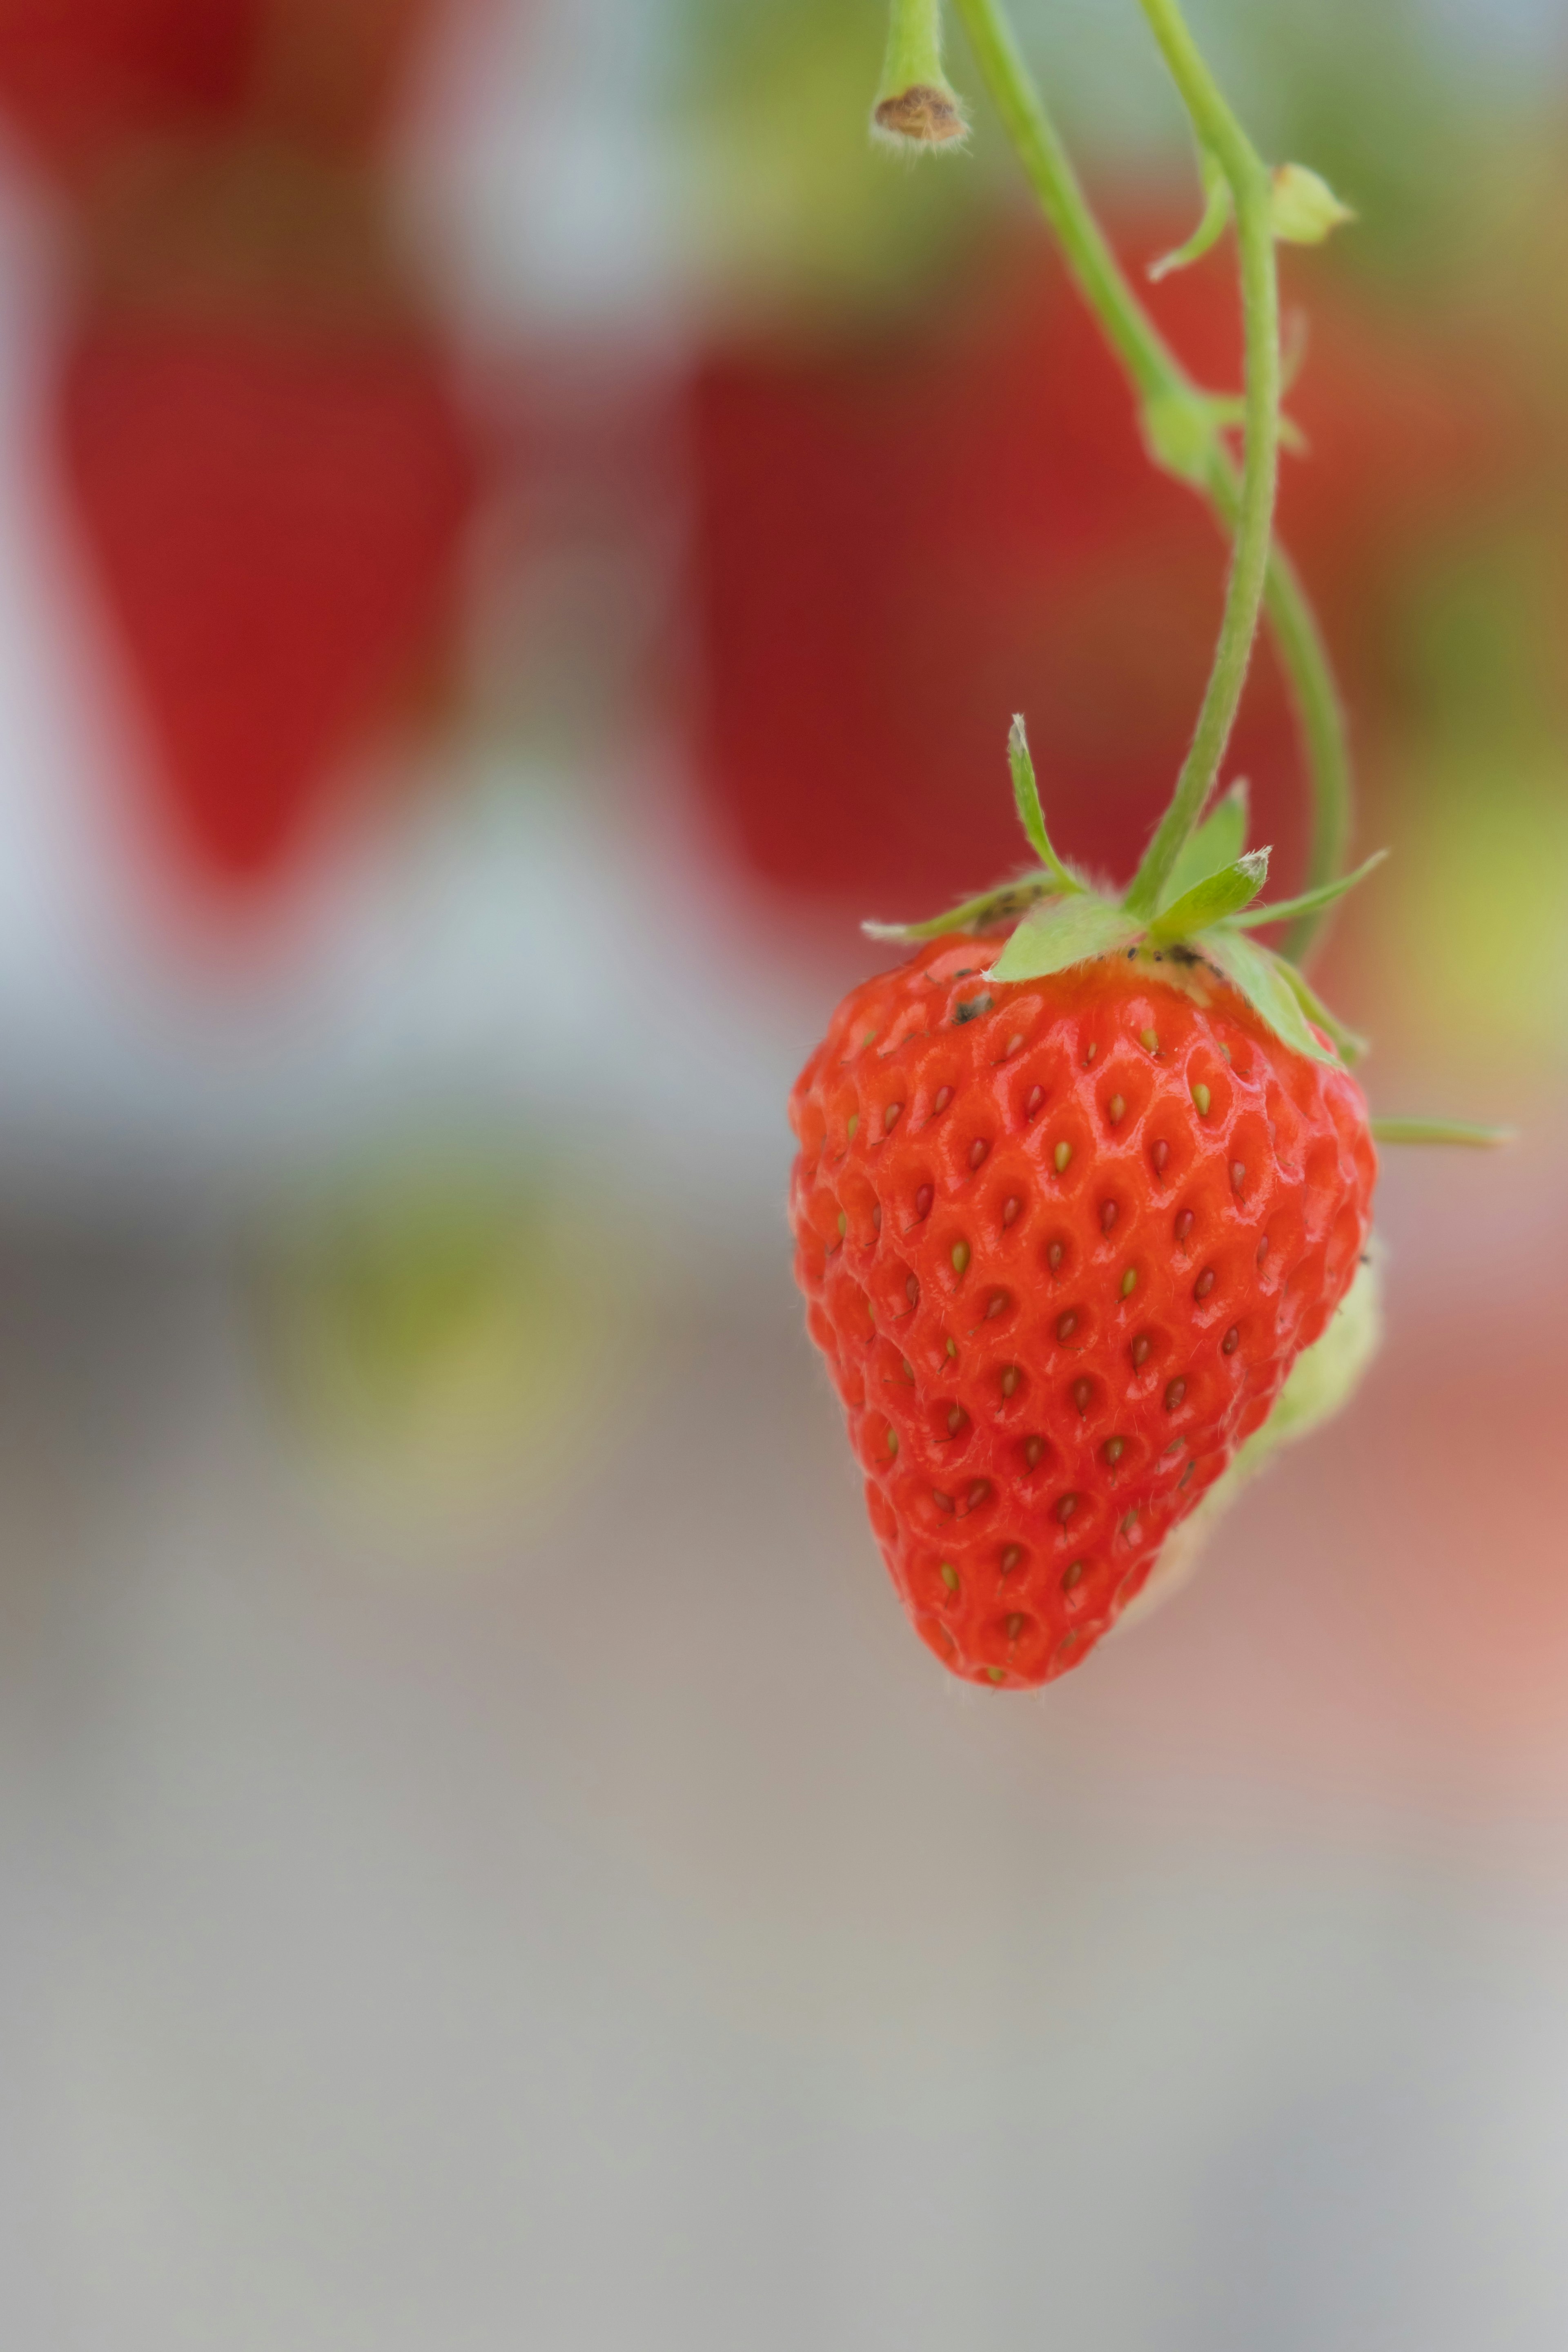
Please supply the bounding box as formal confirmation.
[788,738,1379,1689]
[59,305,474,886]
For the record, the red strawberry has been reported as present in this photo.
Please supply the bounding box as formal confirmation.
[789,931,1375,1688]
[58,305,475,886]
[0,0,441,183]
[684,227,1507,913]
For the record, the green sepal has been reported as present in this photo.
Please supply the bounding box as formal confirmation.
[863,872,1059,944]
[1370,1117,1515,1149]
[1231,849,1388,931]
[1008,716,1082,893]
[1147,151,1230,282]
[1158,781,1249,911]
[1279,959,1370,1064]
[1148,848,1269,944]
[1200,928,1340,1065]
[990,893,1143,984]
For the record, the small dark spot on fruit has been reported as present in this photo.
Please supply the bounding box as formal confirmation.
[914,1184,933,1221]
[1000,1365,1019,1398]
[933,1087,953,1114]
[1002,1032,1024,1058]
[1007,1613,1025,1643]
[986,1291,1009,1319]
[1025,1085,1044,1120]
[1104,1437,1125,1465]
[985,1666,1007,1684]
[1048,1241,1064,1274]
[1222,1325,1240,1355]
[872,1205,882,1232]
[1062,1559,1087,1591]
[1131,1334,1152,1368]
[1057,1493,1079,1525]
[1194,1267,1215,1300]
[1230,1160,1246,1190]
[932,1490,954,1513]
[1100,1200,1118,1235]
[954,995,993,1025]
[1174,1209,1194,1245]
[1057,1312,1078,1342]
[906,1275,920,1307]
[1107,1094,1125,1125]
[969,1137,989,1170]
[1072,1378,1093,1417]
[1164,1378,1187,1412]
[947,1406,965,1436]
[1002,1196,1022,1227]
[940,1562,959,1593]
[1025,1437,1043,1468]
[1150,1139,1169,1176]
[1180,1459,1196,1488]
[1001,1544,1023,1572]
[967,1481,989,1509]
[1256,1236,1270,1267]
[884,1103,902,1131]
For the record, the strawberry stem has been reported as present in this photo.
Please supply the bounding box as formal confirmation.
[874,0,968,146]
[942,0,1354,964]
[1105,0,1278,923]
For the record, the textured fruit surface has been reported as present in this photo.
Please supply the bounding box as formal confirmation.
[788,935,1376,1688]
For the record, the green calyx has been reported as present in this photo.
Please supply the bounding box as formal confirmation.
[866,719,1379,1068]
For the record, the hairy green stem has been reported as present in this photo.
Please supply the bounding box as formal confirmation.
[947,0,1350,960]
[1120,0,1277,919]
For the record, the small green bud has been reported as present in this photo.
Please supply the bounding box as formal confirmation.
[1141,388,1219,485]
[1270,164,1355,246]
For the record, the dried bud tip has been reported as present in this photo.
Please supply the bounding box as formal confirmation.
[872,81,969,146]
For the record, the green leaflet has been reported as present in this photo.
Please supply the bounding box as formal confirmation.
[991,893,1143,983]
[863,873,1058,943]
[1148,849,1269,944]
[1371,1117,1515,1148]
[1147,149,1230,283]
[1232,848,1388,931]
[1007,717,1081,894]
[1158,781,1250,911]
[1201,927,1339,1065]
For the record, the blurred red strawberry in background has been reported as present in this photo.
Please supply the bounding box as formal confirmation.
[0,0,439,183]
[60,300,474,883]
[0,0,486,900]
[681,223,1510,917]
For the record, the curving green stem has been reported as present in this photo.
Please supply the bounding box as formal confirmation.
[947,0,1351,962]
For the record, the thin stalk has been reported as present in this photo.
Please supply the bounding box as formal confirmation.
[947,0,1351,962]
[1120,0,1277,920]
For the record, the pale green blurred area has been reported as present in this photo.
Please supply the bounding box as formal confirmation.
[0,2,1567,2347]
